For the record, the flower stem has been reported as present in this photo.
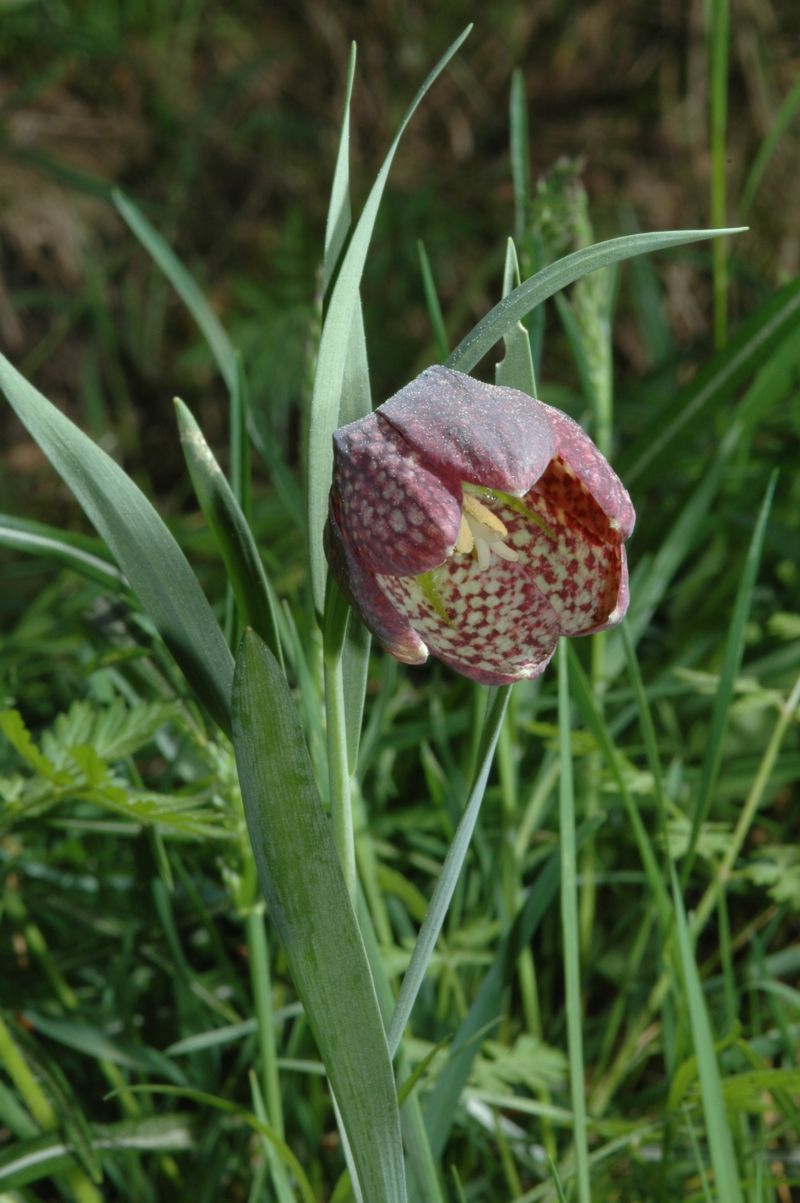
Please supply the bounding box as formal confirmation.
[245,905,285,1139]
[558,641,591,1203]
[323,586,357,904]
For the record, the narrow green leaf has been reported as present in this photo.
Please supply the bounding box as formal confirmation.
[423,817,602,1158]
[740,74,800,217]
[447,227,745,375]
[509,69,530,250]
[21,1011,187,1086]
[232,632,405,1203]
[341,615,371,775]
[418,240,449,361]
[323,42,358,293]
[0,1116,195,1190]
[0,354,233,732]
[682,472,777,881]
[566,643,671,929]
[115,1084,316,1203]
[670,864,745,1203]
[557,642,591,1203]
[113,189,236,392]
[387,685,511,1056]
[308,26,473,612]
[231,352,252,519]
[0,515,128,594]
[113,190,304,528]
[604,425,737,679]
[494,238,536,395]
[623,274,800,487]
[0,519,128,594]
[319,43,374,790]
[175,397,282,666]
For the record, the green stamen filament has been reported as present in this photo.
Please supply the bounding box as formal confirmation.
[416,570,453,625]
[462,481,557,542]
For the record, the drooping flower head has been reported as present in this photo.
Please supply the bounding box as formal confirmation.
[325,367,634,685]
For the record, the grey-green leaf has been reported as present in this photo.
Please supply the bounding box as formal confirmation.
[308,26,473,613]
[447,227,745,375]
[175,397,282,666]
[0,353,233,733]
[232,632,405,1203]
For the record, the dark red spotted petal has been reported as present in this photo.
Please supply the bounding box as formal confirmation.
[504,488,623,635]
[325,504,428,665]
[376,548,562,685]
[541,405,635,541]
[332,411,461,576]
[378,366,555,497]
[583,546,630,634]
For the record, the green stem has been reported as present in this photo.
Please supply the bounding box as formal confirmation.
[323,584,357,904]
[4,889,78,1012]
[578,277,613,961]
[0,1015,56,1130]
[557,642,591,1203]
[0,1015,103,1203]
[245,906,284,1139]
[324,651,356,903]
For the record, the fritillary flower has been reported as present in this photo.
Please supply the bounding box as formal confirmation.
[325,366,634,685]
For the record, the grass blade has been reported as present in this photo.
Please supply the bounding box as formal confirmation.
[308,25,473,612]
[446,227,744,375]
[113,189,236,392]
[566,644,671,928]
[232,632,405,1203]
[509,69,530,250]
[423,817,601,1159]
[323,42,358,292]
[623,274,800,487]
[670,864,744,1203]
[0,1116,195,1191]
[387,685,511,1057]
[605,425,736,679]
[557,642,591,1203]
[494,239,536,395]
[681,472,777,881]
[739,74,800,217]
[417,240,449,361]
[0,516,129,594]
[175,397,282,665]
[0,353,234,733]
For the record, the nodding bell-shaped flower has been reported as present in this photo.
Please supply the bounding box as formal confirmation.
[325,366,635,685]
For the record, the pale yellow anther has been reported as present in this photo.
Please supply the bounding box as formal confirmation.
[455,513,474,555]
[454,489,519,570]
[462,492,508,537]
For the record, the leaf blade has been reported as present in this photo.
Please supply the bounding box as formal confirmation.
[0,353,234,732]
[308,26,473,612]
[232,632,405,1203]
[447,227,745,375]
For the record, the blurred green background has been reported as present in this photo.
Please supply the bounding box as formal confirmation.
[1,0,797,517]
